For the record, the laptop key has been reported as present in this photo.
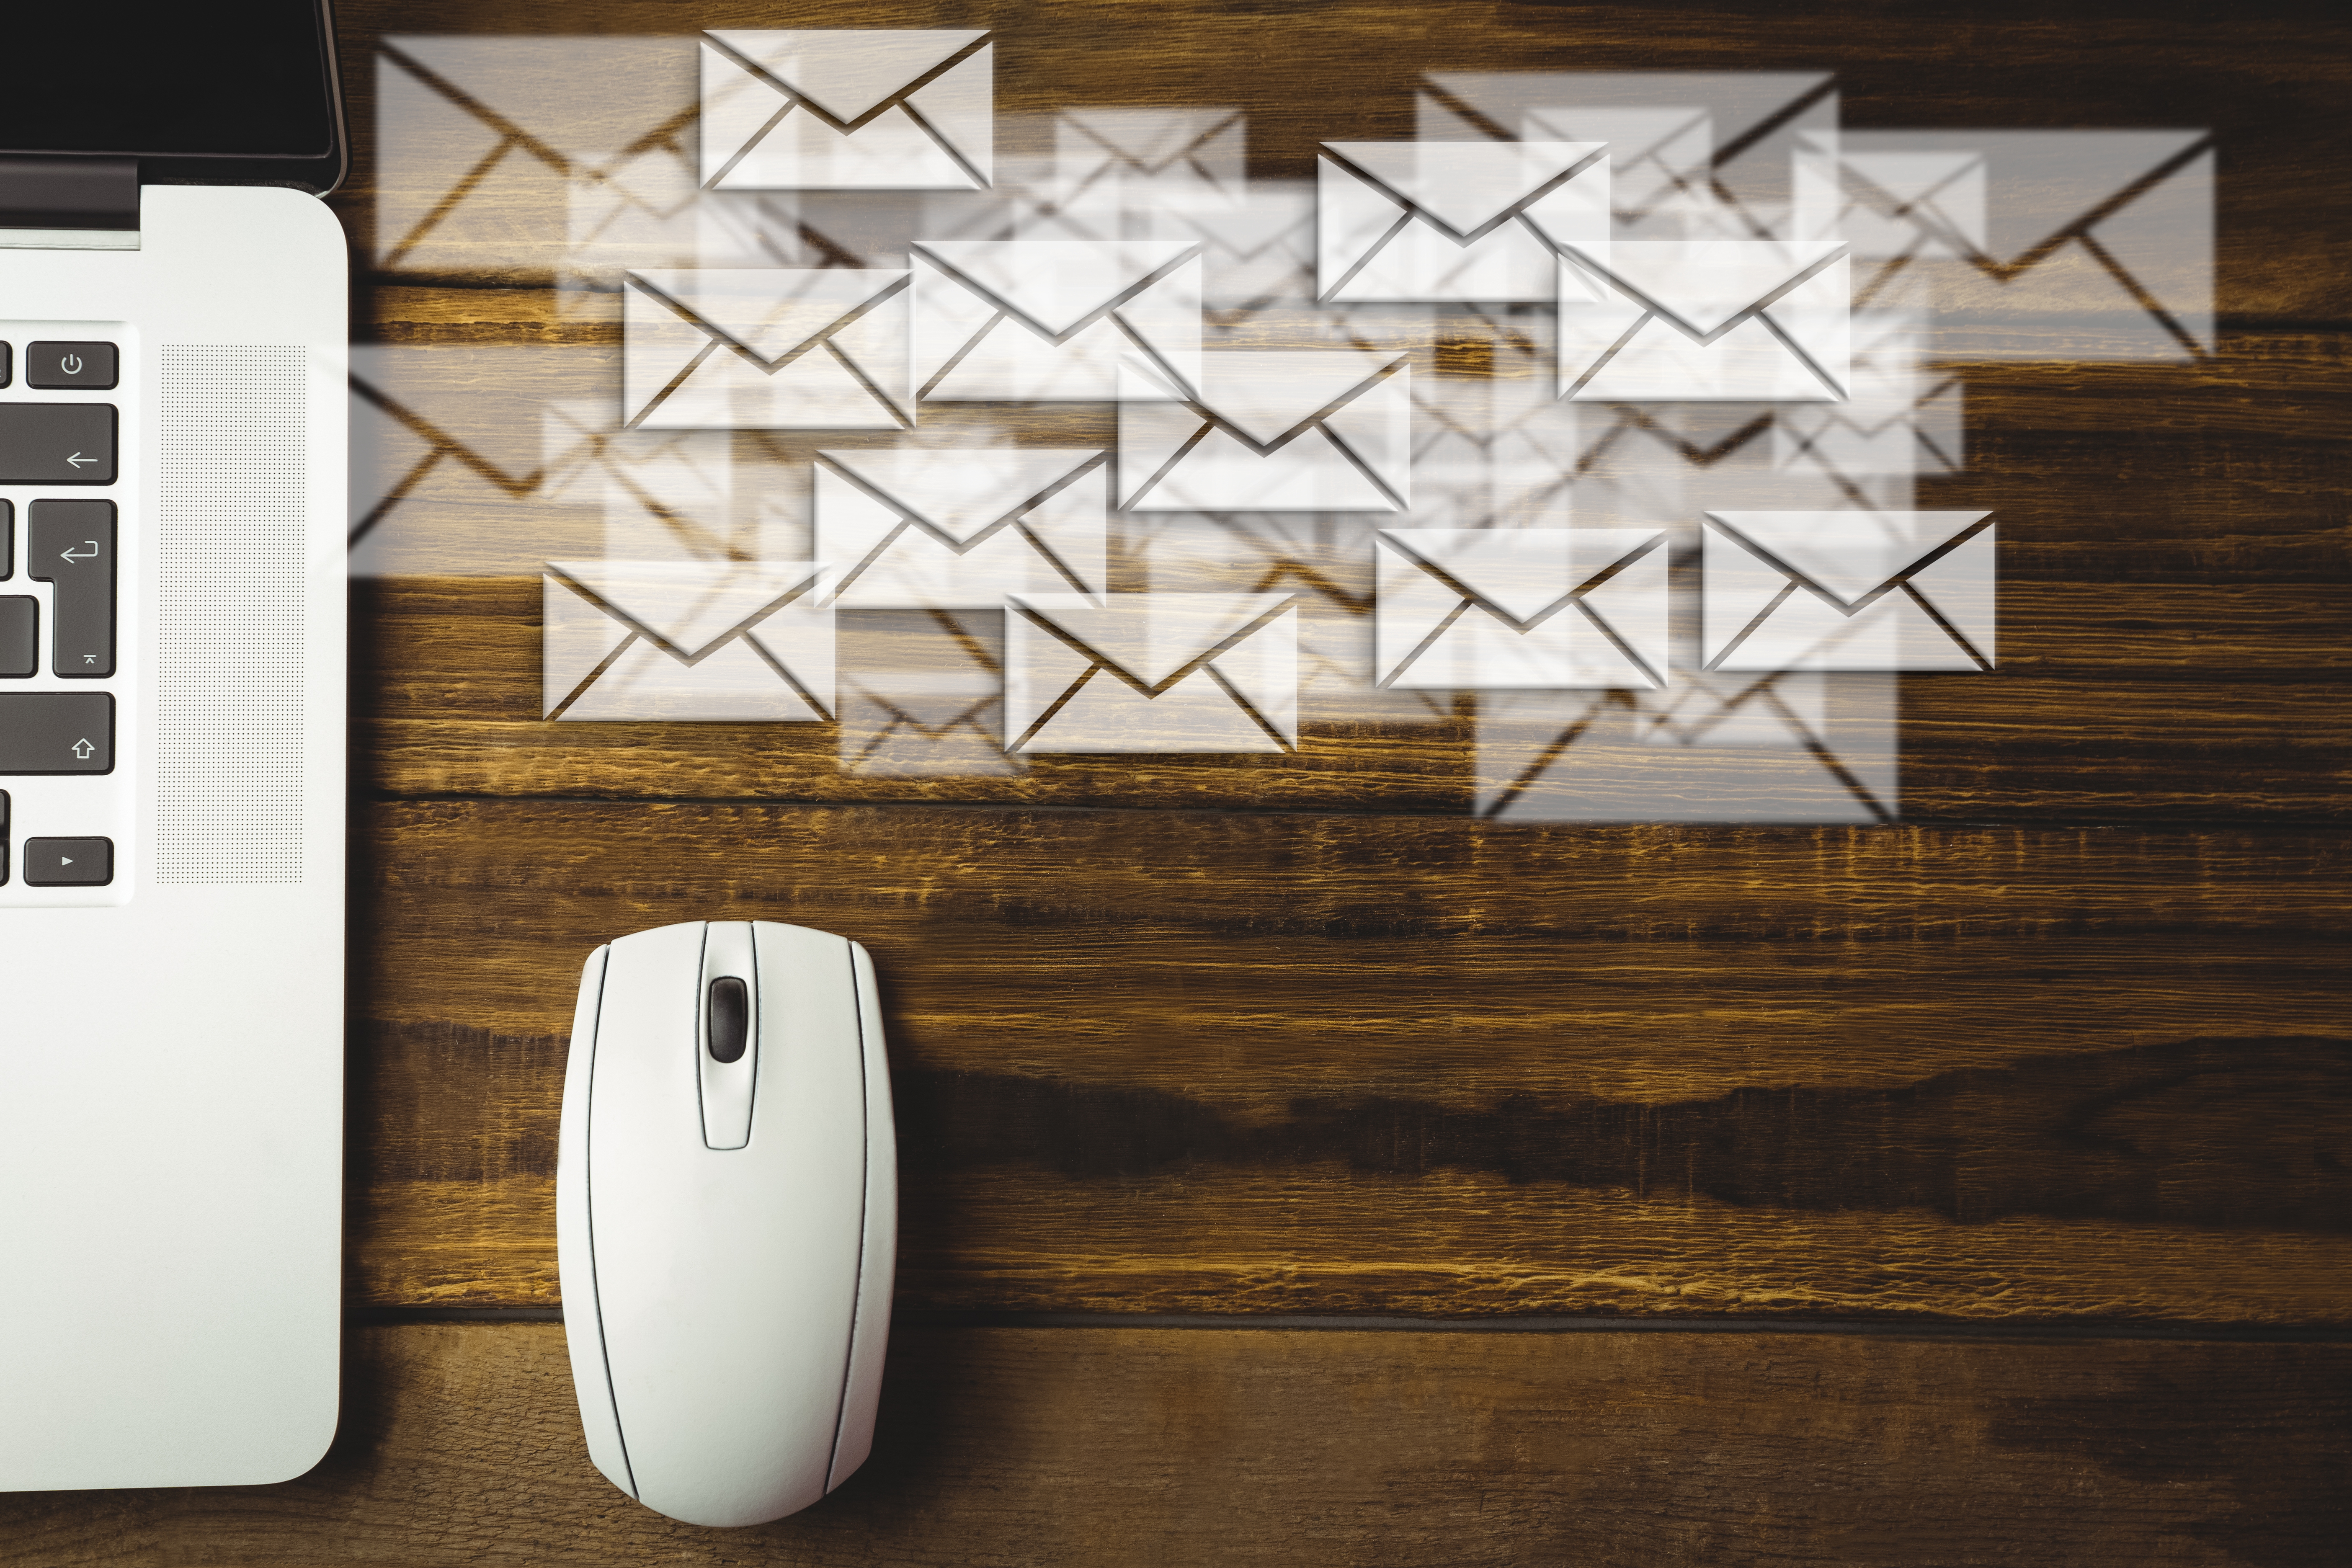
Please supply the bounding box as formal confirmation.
[22,837,113,887]
[0,692,111,773]
[24,341,118,390]
[1,497,11,575]
[0,404,116,484]
[0,597,35,677]
[27,500,115,676]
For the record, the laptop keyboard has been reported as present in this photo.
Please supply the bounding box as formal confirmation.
[0,321,131,897]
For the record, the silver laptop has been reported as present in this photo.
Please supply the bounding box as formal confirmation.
[0,3,348,1488]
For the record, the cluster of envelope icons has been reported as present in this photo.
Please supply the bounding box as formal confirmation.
[535,30,2002,752]
[542,440,1996,750]
[622,27,1855,433]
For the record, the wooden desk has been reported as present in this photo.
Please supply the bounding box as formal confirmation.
[6,1,2347,1560]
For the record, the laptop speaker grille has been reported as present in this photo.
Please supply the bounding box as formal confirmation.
[154,345,308,885]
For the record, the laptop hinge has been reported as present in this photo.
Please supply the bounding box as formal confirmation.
[0,155,139,234]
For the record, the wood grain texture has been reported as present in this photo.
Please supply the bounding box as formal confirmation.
[2,1324,2345,1567]
[356,576,2351,817]
[346,801,2349,1315]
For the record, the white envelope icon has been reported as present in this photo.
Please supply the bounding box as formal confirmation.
[699,30,991,191]
[815,447,1108,607]
[1551,240,1850,401]
[1005,593,1296,753]
[913,239,1203,401]
[1703,511,1994,671]
[1119,351,1411,513]
[1376,529,1668,689]
[543,560,835,721]
[622,268,912,430]
[1318,141,1607,302]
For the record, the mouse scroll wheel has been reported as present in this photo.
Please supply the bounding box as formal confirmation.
[706,977,750,1063]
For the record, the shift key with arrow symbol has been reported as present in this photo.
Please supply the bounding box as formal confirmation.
[0,692,113,774]
[0,403,116,484]
[30,501,116,676]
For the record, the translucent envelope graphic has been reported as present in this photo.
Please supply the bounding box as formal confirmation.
[1800,130,2213,360]
[1406,371,1584,529]
[913,239,1203,400]
[539,401,755,562]
[622,268,912,430]
[1419,72,1838,240]
[1552,240,1850,401]
[1119,351,1411,513]
[542,560,835,721]
[1124,512,1450,725]
[699,30,991,191]
[1703,511,1994,671]
[1375,529,1669,690]
[351,345,631,577]
[375,36,701,279]
[1476,672,1898,824]
[815,447,1109,608]
[1318,141,1607,302]
[1005,593,1297,753]
[837,610,1016,777]
[1772,312,1961,482]
[1150,180,1317,315]
[1055,108,1247,217]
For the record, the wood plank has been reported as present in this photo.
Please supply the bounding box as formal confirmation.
[2,1324,2344,1565]
[356,578,2352,817]
[348,802,2349,1314]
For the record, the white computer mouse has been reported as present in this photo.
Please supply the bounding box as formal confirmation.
[556,920,897,1527]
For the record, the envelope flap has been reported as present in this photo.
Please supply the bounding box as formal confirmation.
[822,449,1101,543]
[1195,351,1398,446]
[552,560,821,659]
[916,240,1197,336]
[705,29,985,122]
[1708,511,1988,604]
[1840,149,1985,209]
[1525,106,1711,165]
[1568,240,1847,336]
[632,269,907,361]
[1014,592,1289,689]
[1323,140,1604,237]
[1064,108,1235,170]
[1383,529,1657,623]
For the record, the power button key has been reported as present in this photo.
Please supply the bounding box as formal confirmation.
[26,342,118,391]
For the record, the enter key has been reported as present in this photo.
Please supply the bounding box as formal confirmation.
[29,501,116,677]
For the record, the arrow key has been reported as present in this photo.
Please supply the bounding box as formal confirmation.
[0,404,116,484]
[23,838,113,887]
